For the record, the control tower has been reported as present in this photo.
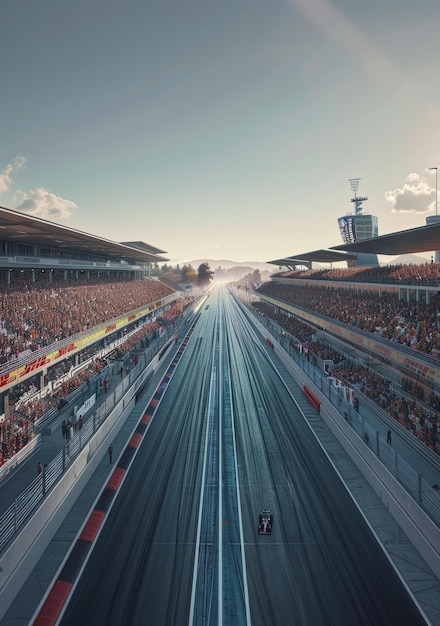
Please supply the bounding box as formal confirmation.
[337,178,379,267]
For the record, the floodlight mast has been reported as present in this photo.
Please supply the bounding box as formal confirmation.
[348,178,360,197]
[348,177,368,215]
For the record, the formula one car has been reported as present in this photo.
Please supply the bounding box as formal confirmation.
[258,510,273,535]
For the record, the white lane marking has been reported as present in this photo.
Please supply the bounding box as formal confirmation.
[188,365,216,625]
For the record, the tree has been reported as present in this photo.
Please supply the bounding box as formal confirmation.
[197,263,214,288]
[251,269,261,284]
[181,264,197,283]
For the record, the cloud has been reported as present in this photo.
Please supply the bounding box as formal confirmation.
[0,155,26,194]
[0,156,77,221]
[384,172,435,214]
[15,187,78,220]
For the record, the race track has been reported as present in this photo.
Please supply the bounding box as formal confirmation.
[59,286,427,626]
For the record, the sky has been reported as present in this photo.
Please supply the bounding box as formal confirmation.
[1,0,440,265]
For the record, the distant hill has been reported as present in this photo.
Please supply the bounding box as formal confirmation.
[384,254,432,266]
[186,259,275,283]
[188,259,275,273]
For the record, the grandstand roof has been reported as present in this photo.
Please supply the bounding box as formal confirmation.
[0,205,169,263]
[331,222,440,256]
[268,249,358,267]
[120,241,167,256]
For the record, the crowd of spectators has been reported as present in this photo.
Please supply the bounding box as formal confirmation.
[252,301,314,342]
[259,282,440,356]
[334,365,438,452]
[0,415,31,468]
[0,276,175,365]
[276,261,440,285]
[0,279,185,468]
[251,299,440,454]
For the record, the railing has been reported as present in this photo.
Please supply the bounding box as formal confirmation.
[0,255,145,270]
[0,380,115,553]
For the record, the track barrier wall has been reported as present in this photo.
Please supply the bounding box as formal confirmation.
[303,385,321,411]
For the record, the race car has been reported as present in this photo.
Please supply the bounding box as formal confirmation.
[258,509,273,535]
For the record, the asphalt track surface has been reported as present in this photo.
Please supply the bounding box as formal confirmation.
[54,286,429,626]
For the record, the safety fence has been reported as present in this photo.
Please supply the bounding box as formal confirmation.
[0,377,124,553]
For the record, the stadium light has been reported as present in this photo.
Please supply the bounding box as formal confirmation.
[429,167,438,216]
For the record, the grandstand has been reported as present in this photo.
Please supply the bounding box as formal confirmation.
[263,222,440,458]
[0,205,185,469]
